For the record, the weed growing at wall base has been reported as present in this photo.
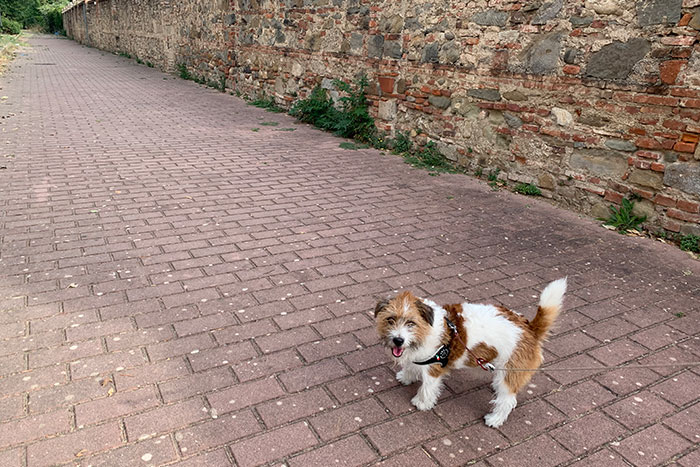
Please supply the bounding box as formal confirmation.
[680,234,700,253]
[249,95,284,112]
[402,142,459,175]
[289,76,375,141]
[514,183,542,196]
[599,198,646,233]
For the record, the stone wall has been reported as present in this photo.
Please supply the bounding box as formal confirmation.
[64,0,700,235]
[63,0,230,77]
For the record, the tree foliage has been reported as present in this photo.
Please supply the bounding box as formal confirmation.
[0,0,69,33]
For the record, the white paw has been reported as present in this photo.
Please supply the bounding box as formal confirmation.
[411,395,435,411]
[396,370,415,385]
[484,412,506,428]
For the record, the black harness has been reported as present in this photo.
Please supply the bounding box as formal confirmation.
[413,317,459,368]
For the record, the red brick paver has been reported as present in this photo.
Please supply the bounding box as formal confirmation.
[1,35,699,466]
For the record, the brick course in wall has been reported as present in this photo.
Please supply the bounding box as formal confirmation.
[64,0,700,235]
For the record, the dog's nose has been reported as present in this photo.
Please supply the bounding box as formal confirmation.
[393,337,404,347]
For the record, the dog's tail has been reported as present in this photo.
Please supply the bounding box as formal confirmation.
[530,278,567,341]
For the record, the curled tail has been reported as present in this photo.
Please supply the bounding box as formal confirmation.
[530,278,567,341]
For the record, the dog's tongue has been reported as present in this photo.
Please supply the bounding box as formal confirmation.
[392,346,404,358]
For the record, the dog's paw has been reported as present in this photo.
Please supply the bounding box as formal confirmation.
[396,370,415,385]
[484,412,507,428]
[411,395,435,411]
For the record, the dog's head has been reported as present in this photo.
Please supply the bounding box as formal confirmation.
[374,291,434,359]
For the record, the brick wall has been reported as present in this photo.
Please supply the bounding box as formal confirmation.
[64,0,700,235]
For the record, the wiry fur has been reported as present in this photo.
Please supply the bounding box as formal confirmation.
[375,278,566,427]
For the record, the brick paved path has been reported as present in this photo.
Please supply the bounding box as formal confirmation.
[1,35,699,467]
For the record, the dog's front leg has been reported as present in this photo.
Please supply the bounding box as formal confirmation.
[396,364,421,385]
[411,372,443,410]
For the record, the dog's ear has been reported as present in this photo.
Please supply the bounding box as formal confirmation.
[415,300,434,326]
[374,299,390,318]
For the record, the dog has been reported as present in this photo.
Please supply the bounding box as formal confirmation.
[374,278,566,428]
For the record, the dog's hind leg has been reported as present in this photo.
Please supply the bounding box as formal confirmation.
[484,374,518,428]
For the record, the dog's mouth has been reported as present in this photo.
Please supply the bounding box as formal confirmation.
[392,346,404,358]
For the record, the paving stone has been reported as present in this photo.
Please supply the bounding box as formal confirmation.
[279,358,350,393]
[486,434,572,466]
[0,449,21,467]
[232,348,303,382]
[662,402,700,442]
[77,436,177,467]
[424,423,508,465]
[651,371,700,406]
[74,386,159,426]
[603,391,676,429]
[256,388,334,427]
[229,422,317,466]
[158,367,236,403]
[26,423,123,467]
[288,435,377,466]
[124,398,210,440]
[550,412,627,455]
[364,411,449,455]
[0,410,71,449]
[572,448,633,467]
[175,410,261,454]
[546,380,617,417]
[375,447,438,466]
[327,366,398,404]
[611,424,690,466]
[496,399,567,442]
[166,449,233,467]
[309,397,390,441]
[206,377,285,413]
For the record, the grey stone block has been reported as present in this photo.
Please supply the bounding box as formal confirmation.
[586,38,651,80]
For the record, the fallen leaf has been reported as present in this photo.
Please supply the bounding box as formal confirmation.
[67,283,78,288]
[75,449,88,458]
[107,387,116,397]
[602,225,617,231]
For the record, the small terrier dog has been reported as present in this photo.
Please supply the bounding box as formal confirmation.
[375,278,566,428]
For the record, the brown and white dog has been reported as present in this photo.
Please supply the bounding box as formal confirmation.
[375,278,566,428]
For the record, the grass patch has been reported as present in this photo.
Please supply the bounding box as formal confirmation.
[249,95,284,112]
[513,183,542,196]
[0,33,26,73]
[680,234,700,253]
[260,121,279,127]
[276,127,297,132]
[599,198,646,233]
[339,142,370,150]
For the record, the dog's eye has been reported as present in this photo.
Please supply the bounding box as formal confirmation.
[386,317,395,325]
[406,320,416,327]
